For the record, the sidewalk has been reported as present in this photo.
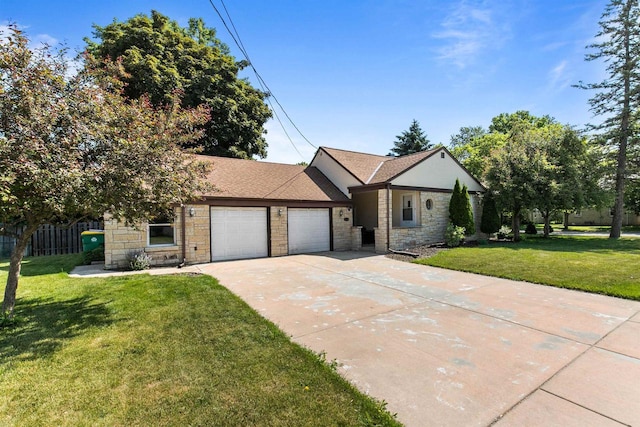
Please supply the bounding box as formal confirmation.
[69,263,202,278]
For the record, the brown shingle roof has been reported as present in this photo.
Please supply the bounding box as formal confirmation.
[320,147,389,183]
[320,146,438,185]
[197,155,349,202]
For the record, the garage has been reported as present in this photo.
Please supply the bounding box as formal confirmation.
[288,208,330,254]
[211,207,268,261]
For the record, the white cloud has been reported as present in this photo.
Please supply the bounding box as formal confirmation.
[432,1,512,69]
[548,60,572,92]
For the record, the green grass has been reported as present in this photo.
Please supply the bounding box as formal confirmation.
[417,236,640,300]
[0,255,399,426]
[566,225,640,233]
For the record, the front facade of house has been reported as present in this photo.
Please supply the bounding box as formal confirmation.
[104,146,485,269]
[310,147,485,253]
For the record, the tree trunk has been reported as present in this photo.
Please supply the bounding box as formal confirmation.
[563,212,569,230]
[2,224,37,318]
[610,3,632,240]
[512,206,521,242]
[543,212,551,238]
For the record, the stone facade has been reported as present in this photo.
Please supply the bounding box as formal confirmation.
[370,190,485,252]
[105,204,360,269]
[270,206,288,256]
[388,191,452,250]
[332,207,353,251]
[374,188,390,253]
[104,205,211,270]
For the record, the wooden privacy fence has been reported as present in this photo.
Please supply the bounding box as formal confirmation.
[0,221,103,258]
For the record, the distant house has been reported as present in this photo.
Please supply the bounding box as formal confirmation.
[566,208,640,226]
[104,146,485,269]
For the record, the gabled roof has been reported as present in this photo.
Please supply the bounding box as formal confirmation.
[319,147,390,184]
[318,146,440,185]
[197,155,349,202]
[367,149,438,184]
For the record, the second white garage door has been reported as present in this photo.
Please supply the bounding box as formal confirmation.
[211,207,268,261]
[288,208,330,254]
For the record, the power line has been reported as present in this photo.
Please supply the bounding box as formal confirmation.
[206,0,317,156]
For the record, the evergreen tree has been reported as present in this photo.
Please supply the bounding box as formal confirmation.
[576,0,640,238]
[460,184,475,235]
[449,179,463,228]
[389,119,432,156]
[480,194,501,235]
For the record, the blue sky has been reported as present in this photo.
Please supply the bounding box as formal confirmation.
[3,0,608,164]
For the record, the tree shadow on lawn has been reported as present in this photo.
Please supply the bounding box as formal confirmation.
[0,296,114,364]
[0,254,82,277]
[487,236,640,254]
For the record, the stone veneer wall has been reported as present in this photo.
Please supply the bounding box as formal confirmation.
[374,188,390,253]
[332,207,354,251]
[388,191,452,250]
[270,206,288,256]
[104,204,211,269]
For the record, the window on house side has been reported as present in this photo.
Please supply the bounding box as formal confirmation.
[148,215,175,246]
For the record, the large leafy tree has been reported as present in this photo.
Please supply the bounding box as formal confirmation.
[486,124,548,242]
[577,0,640,238]
[531,125,604,237]
[0,26,210,317]
[85,10,272,159]
[389,119,432,156]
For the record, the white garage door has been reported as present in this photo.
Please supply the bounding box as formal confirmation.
[211,207,268,261]
[288,208,330,254]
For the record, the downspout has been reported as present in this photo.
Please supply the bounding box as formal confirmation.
[178,204,186,268]
[386,184,391,252]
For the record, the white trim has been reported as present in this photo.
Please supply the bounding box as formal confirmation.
[400,193,416,227]
[147,222,176,247]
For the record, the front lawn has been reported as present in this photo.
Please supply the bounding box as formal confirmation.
[416,236,640,300]
[0,255,399,426]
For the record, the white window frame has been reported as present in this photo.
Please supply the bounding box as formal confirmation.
[401,193,416,227]
[147,216,176,247]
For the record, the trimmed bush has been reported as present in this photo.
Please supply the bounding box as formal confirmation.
[83,245,105,265]
[525,222,538,235]
[445,222,466,247]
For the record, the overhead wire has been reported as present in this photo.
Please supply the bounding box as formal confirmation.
[206,0,316,160]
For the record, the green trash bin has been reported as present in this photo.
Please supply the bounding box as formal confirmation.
[81,230,105,252]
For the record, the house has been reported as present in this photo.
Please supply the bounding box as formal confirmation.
[104,146,485,269]
[566,208,640,226]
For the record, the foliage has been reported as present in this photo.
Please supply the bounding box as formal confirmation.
[497,225,512,240]
[480,194,501,234]
[85,10,272,159]
[532,125,604,237]
[445,222,466,247]
[0,25,210,317]
[448,179,474,234]
[488,110,556,134]
[389,119,432,156]
[0,257,400,426]
[576,0,640,238]
[127,251,152,271]
[525,223,538,235]
[82,246,105,265]
[486,124,546,241]
[416,235,640,300]
[449,125,492,179]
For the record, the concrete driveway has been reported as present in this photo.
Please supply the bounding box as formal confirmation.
[197,252,640,426]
